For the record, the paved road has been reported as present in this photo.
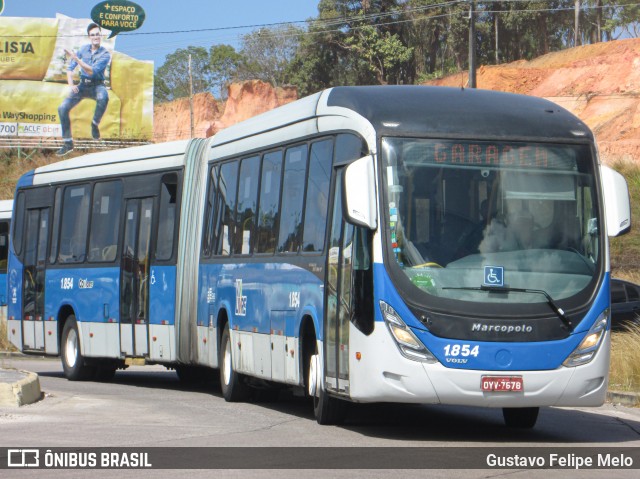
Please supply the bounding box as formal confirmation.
[1,356,639,478]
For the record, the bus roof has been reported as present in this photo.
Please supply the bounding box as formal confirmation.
[323,86,593,142]
[208,86,593,156]
[30,140,191,186]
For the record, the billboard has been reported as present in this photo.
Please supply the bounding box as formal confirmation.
[0,13,153,141]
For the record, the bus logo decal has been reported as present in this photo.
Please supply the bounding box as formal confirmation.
[78,278,94,289]
[483,266,504,287]
[235,279,247,316]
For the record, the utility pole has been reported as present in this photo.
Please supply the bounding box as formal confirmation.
[188,54,194,138]
[468,0,477,88]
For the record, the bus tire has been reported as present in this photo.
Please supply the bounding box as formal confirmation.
[61,315,95,381]
[219,324,251,402]
[307,345,348,425]
[502,407,539,428]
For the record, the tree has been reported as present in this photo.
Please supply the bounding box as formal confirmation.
[209,44,246,99]
[154,46,213,102]
[344,24,413,84]
[237,25,302,86]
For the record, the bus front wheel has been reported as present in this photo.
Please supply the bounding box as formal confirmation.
[60,315,96,381]
[502,407,539,428]
[307,348,348,425]
[219,324,251,402]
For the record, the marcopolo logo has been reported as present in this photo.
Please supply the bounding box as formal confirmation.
[472,323,533,334]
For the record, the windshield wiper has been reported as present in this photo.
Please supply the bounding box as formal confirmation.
[442,285,574,332]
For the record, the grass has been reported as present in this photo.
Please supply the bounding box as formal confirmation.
[0,312,15,351]
[609,323,640,392]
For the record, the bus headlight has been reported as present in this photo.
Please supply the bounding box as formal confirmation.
[380,301,438,363]
[563,310,609,368]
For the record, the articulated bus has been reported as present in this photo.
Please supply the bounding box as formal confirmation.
[7,87,631,427]
[0,200,11,307]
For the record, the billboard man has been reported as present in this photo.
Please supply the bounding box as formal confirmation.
[56,23,111,156]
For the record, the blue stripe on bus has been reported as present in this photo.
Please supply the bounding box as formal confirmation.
[149,265,177,325]
[374,263,611,371]
[198,262,324,340]
[0,273,7,306]
[46,268,120,323]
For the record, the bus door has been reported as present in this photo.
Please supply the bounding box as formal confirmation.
[120,197,154,356]
[22,207,49,351]
[324,168,352,395]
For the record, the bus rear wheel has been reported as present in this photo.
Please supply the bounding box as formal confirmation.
[219,324,251,402]
[502,407,539,428]
[61,315,96,381]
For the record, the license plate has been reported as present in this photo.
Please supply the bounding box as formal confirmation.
[481,376,523,392]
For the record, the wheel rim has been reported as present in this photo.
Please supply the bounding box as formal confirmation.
[223,337,232,386]
[308,354,318,397]
[65,328,78,368]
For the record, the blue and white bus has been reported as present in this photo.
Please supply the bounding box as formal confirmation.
[7,87,631,428]
[0,200,12,307]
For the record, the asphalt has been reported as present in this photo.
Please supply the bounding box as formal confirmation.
[0,351,638,408]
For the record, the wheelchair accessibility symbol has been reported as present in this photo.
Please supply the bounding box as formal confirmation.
[484,266,504,287]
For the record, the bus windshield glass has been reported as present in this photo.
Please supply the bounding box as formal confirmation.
[381,138,600,304]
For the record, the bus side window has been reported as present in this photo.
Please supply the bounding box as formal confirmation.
[235,156,260,255]
[214,161,239,256]
[202,166,219,258]
[278,144,308,253]
[88,181,123,263]
[156,174,178,261]
[256,151,283,254]
[58,184,90,263]
[0,220,8,271]
[13,192,25,257]
[335,133,368,164]
[303,138,333,253]
[351,226,374,335]
[49,188,62,264]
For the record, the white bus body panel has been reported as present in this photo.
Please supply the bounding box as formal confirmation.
[44,319,58,355]
[149,324,175,362]
[209,119,319,162]
[348,322,609,407]
[196,324,218,368]
[31,141,190,186]
[82,322,120,358]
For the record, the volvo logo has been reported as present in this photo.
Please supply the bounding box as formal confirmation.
[472,323,533,333]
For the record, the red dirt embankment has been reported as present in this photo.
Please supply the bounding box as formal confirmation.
[155,40,640,164]
[426,38,640,165]
[153,80,297,143]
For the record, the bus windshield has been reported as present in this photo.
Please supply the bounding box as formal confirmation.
[381,138,600,304]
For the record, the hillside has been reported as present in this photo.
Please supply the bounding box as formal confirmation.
[153,80,298,143]
[152,39,640,166]
[425,38,640,166]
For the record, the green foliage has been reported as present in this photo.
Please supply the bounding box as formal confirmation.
[209,44,245,99]
[155,46,213,102]
[236,25,303,87]
[153,1,640,98]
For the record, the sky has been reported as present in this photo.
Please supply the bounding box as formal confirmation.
[1,1,320,69]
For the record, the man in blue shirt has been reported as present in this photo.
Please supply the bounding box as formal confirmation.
[56,23,111,156]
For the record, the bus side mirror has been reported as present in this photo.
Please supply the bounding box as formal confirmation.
[344,156,377,230]
[601,165,631,237]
